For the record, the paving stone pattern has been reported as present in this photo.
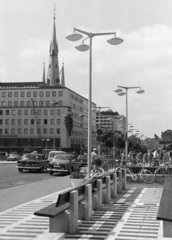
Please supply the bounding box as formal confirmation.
[0,187,163,240]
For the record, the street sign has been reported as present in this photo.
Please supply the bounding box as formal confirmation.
[97,128,103,135]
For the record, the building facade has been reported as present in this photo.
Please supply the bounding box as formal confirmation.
[0,11,97,154]
[96,109,126,134]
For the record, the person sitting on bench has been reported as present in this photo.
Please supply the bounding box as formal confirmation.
[90,158,105,180]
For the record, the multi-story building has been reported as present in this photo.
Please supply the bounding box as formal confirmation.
[0,13,96,154]
[95,109,126,134]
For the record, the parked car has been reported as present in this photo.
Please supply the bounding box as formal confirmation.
[47,154,80,175]
[17,153,48,172]
[75,154,87,167]
[7,153,21,161]
[47,150,67,162]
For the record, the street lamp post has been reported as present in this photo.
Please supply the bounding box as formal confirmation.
[114,86,144,162]
[67,28,123,175]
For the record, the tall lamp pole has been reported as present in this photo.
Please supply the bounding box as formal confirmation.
[114,86,144,162]
[66,28,123,175]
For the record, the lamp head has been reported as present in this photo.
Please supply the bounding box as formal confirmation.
[75,44,89,51]
[107,37,124,45]
[114,88,123,93]
[66,33,83,41]
[136,89,145,94]
[118,92,126,96]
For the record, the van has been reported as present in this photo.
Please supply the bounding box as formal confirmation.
[48,150,67,162]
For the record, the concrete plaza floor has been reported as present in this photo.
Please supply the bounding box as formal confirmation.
[0,178,164,240]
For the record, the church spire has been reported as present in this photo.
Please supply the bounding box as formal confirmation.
[61,61,65,87]
[47,5,60,86]
[42,60,46,83]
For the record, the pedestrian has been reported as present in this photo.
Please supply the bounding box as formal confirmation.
[91,148,98,166]
[89,158,104,180]
[153,148,158,160]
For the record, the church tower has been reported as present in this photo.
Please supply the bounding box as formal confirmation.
[47,7,60,86]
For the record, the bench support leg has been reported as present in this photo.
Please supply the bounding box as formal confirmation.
[70,190,78,234]
[97,179,102,210]
[163,220,172,237]
[122,169,126,190]
[85,184,92,220]
[49,212,69,233]
[106,176,111,204]
[117,171,122,194]
[111,173,117,198]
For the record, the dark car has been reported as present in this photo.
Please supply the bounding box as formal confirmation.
[47,154,80,175]
[75,155,87,167]
[17,153,48,172]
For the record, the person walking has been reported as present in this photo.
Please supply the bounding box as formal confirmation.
[91,148,98,166]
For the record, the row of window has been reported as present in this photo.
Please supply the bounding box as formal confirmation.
[0,128,60,135]
[0,129,83,136]
[0,110,84,123]
[1,91,63,98]
[0,119,61,125]
[1,100,63,107]
[69,102,83,112]
[69,93,83,104]
[0,109,61,116]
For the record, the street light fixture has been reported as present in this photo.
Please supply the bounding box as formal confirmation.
[114,86,144,162]
[67,28,123,175]
[51,100,59,150]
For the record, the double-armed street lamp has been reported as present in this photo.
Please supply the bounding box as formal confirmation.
[66,28,123,174]
[114,86,144,162]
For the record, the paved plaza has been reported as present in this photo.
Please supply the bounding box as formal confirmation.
[0,178,164,240]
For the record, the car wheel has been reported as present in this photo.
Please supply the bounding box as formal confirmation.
[18,169,23,172]
[50,171,53,175]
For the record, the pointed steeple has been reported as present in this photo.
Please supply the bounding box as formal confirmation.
[61,62,65,87]
[47,5,60,86]
[42,60,46,83]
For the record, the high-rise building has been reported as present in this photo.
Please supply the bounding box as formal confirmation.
[95,109,126,133]
[0,11,97,153]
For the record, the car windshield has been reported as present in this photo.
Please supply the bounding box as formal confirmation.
[54,155,74,160]
[22,154,42,160]
[49,152,66,158]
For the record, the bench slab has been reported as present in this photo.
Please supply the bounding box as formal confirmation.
[157,177,172,222]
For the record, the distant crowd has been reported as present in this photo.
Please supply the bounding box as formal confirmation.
[120,148,172,166]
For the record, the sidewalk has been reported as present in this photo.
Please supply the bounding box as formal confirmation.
[0,183,163,240]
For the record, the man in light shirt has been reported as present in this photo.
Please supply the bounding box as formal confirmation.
[91,148,97,165]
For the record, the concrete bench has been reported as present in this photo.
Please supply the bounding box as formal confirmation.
[34,170,126,235]
[157,177,172,238]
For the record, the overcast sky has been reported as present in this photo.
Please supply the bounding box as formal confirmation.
[1,0,172,138]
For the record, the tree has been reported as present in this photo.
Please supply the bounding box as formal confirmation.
[64,114,73,136]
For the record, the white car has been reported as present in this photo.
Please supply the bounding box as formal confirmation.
[47,150,67,162]
[7,153,21,161]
